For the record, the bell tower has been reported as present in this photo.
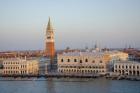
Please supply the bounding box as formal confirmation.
[45,17,55,58]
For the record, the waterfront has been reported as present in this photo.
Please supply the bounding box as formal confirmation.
[0,78,140,93]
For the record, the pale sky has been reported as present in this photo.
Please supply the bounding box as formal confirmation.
[0,0,140,51]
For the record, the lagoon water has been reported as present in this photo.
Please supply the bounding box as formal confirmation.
[0,78,140,93]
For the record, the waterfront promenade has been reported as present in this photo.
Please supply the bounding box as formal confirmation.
[0,73,140,81]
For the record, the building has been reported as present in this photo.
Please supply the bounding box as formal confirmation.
[57,51,128,75]
[123,48,140,61]
[0,60,3,75]
[0,52,16,60]
[0,51,43,60]
[57,51,110,75]
[104,51,128,71]
[104,51,128,63]
[45,17,55,58]
[2,58,39,75]
[39,57,50,75]
[114,61,140,76]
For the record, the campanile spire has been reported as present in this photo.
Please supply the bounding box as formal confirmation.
[47,17,53,31]
[45,17,55,58]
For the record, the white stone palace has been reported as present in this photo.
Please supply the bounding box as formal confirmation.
[57,51,128,75]
[114,61,140,76]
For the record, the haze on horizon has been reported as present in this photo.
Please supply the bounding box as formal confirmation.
[0,0,140,51]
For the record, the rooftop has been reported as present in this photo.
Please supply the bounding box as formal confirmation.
[58,51,124,57]
[115,61,140,64]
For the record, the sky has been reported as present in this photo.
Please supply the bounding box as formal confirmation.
[0,0,140,51]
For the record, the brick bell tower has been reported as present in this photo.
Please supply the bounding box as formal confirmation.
[45,17,55,59]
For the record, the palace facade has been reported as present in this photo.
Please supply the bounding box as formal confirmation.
[57,51,128,75]
[2,58,39,75]
[114,61,140,76]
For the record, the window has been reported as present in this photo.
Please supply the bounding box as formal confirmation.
[67,59,70,62]
[61,59,64,62]
[119,65,120,68]
[100,60,103,63]
[80,60,82,63]
[85,59,88,62]
[92,60,95,63]
[74,59,77,62]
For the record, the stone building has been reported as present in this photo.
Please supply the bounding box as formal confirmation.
[104,51,128,71]
[2,58,39,75]
[114,61,140,76]
[57,51,128,75]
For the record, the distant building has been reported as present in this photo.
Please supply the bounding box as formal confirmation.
[0,52,16,60]
[0,51,43,60]
[2,58,39,75]
[123,48,140,61]
[114,61,140,76]
[105,51,128,71]
[39,57,50,75]
[57,51,128,75]
[105,51,128,63]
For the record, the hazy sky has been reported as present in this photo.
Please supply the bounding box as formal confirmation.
[0,0,140,51]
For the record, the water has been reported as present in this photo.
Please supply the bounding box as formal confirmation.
[0,78,140,93]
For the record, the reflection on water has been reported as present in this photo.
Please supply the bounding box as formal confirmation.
[47,78,56,93]
[0,78,140,93]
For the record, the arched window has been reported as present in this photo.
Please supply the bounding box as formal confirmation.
[85,59,88,62]
[92,60,95,63]
[126,65,128,69]
[122,70,125,75]
[137,71,139,76]
[61,59,63,62]
[67,59,70,62]
[129,71,132,75]
[119,65,120,68]
[133,71,136,75]
[129,66,131,69]
[100,60,103,63]
[74,59,77,62]
[80,60,82,63]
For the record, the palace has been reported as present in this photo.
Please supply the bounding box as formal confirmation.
[57,51,128,75]
[114,61,140,76]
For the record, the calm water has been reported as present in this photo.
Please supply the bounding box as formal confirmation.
[0,78,140,93]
